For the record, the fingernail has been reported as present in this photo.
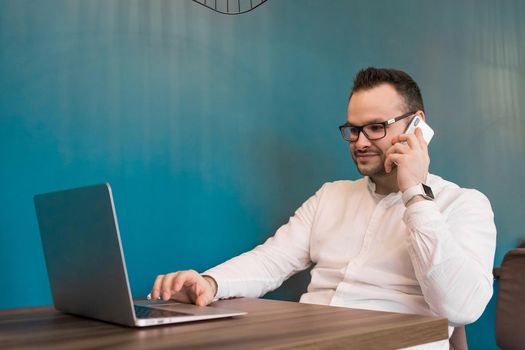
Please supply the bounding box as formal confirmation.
[163,292,169,300]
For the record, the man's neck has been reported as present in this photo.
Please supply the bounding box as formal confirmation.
[370,172,399,195]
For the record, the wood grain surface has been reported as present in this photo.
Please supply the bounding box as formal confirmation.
[0,297,448,349]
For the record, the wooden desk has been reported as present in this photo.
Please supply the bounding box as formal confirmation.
[0,298,448,349]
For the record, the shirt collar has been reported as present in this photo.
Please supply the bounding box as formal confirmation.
[366,174,437,207]
[365,176,376,193]
[365,176,400,206]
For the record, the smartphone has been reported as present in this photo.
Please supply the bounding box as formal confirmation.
[404,115,434,145]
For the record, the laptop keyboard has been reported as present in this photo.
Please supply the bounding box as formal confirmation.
[134,305,190,319]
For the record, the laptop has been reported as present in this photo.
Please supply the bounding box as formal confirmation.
[34,183,246,327]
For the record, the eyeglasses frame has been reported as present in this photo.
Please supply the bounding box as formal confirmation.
[338,111,416,142]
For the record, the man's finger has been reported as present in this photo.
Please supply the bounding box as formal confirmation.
[195,285,213,306]
[414,127,428,148]
[160,272,179,300]
[151,274,165,300]
[385,154,400,173]
[385,142,409,158]
[397,133,420,149]
[195,294,211,307]
[172,270,199,294]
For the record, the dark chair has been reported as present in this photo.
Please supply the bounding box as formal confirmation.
[494,248,525,350]
[450,247,525,350]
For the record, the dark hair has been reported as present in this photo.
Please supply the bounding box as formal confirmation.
[350,67,425,112]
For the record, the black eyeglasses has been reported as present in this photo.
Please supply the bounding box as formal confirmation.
[338,111,416,142]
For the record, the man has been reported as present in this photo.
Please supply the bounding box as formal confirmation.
[151,68,496,348]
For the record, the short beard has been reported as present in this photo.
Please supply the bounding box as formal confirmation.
[355,161,388,177]
[351,151,388,178]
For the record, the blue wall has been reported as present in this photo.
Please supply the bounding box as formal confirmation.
[1,1,524,348]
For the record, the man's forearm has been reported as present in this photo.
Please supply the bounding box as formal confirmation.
[403,191,496,324]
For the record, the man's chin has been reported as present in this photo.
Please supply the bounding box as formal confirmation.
[356,164,388,177]
[352,156,387,177]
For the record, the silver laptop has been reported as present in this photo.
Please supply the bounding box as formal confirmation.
[34,183,246,327]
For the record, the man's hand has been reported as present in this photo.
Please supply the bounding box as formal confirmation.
[150,270,217,306]
[384,127,430,193]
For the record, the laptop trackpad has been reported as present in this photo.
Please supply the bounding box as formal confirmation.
[134,300,230,315]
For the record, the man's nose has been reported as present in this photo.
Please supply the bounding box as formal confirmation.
[354,130,371,149]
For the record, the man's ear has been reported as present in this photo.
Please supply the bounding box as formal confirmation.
[416,110,426,121]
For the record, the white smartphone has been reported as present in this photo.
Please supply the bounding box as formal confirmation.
[404,115,434,144]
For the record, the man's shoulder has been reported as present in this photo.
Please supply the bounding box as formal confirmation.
[428,174,492,206]
[427,174,459,191]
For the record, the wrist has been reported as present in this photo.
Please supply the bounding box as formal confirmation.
[202,275,218,297]
[402,183,434,206]
[405,195,426,207]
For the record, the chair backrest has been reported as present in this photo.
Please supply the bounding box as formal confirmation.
[495,248,525,350]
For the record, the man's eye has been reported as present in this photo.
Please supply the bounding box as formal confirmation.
[367,125,384,133]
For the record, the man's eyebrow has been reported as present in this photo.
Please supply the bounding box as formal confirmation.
[367,118,387,124]
[346,118,386,126]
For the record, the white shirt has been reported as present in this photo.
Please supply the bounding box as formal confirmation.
[204,174,497,349]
